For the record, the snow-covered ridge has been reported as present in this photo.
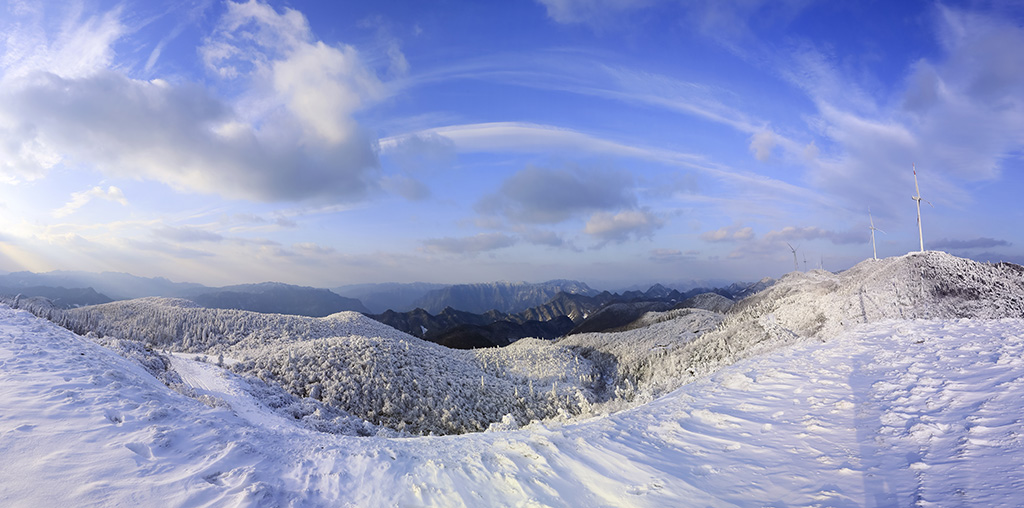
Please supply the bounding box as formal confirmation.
[650,251,1024,395]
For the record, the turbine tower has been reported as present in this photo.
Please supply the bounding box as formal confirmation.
[911,164,932,252]
[786,242,799,272]
[869,210,885,260]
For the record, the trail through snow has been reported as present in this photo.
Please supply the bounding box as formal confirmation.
[2,304,1024,506]
[169,354,305,434]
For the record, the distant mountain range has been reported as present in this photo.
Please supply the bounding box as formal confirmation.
[368,281,769,349]
[0,272,366,316]
[183,283,369,317]
[0,285,112,308]
[411,279,599,314]
[0,270,773,341]
[332,282,448,314]
[0,270,204,301]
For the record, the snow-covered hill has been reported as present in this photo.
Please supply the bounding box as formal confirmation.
[58,297,722,434]
[3,304,1024,506]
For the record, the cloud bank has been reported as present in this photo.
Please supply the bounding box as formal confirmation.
[0,0,390,203]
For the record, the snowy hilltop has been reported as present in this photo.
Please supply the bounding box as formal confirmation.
[2,251,1024,506]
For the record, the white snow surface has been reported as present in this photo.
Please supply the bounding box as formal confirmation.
[4,303,1024,506]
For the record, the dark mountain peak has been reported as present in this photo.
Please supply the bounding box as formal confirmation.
[412,279,599,314]
[645,283,671,297]
[190,283,369,316]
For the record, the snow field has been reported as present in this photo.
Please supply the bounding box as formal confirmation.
[5,303,1024,506]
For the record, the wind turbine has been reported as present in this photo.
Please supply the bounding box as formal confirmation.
[868,210,885,260]
[911,164,932,252]
[786,242,799,272]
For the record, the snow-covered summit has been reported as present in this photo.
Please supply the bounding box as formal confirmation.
[659,251,1024,394]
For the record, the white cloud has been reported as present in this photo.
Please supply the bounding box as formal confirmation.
[53,186,128,218]
[293,242,337,256]
[583,209,663,245]
[0,4,125,82]
[778,6,1024,214]
[701,225,755,243]
[0,1,387,203]
[762,226,863,245]
[749,129,777,162]
[930,237,1011,250]
[271,41,385,144]
[903,6,1024,181]
[400,122,655,157]
[421,233,518,255]
[379,132,456,172]
[536,0,654,25]
[204,0,389,144]
[477,164,637,224]
[386,122,831,213]
[381,175,431,201]
[649,248,696,263]
[521,229,567,248]
[153,226,224,243]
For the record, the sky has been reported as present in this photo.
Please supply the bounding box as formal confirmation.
[1,0,1022,289]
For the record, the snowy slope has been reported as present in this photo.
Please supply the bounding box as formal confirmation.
[3,304,1024,506]
[630,251,1024,397]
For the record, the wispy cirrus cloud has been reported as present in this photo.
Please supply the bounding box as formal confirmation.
[763,226,864,246]
[930,237,1011,251]
[52,186,128,218]
[386,121,836,215]
[781,6,1024,214]
[153,225,224,243]
[535,0,655,26]
[420,233,517,255]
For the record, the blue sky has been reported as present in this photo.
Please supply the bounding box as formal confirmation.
[1,0,1022,288]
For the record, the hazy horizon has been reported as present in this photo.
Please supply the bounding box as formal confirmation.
[0,265,745,295]
[1,0,1022,288]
